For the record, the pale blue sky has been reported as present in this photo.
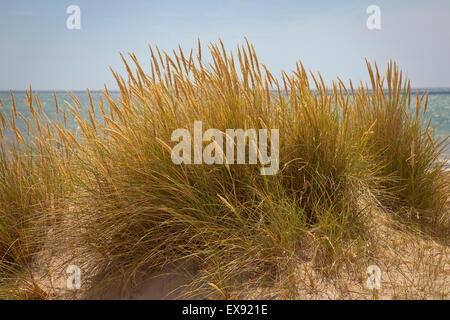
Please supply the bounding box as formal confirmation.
[1,0,449,90]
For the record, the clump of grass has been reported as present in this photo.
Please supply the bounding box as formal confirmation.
[351,61,449,236]
[0,90,72,296]
[53,40,375,297]
[0,40,447,299]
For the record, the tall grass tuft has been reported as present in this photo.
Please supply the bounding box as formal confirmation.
[0,40,447,298]
[351,61,449,236]
[53,40,375,296]
[0,89,73,297]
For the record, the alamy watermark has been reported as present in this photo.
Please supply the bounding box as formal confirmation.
[170,121,279,175]
[366,5,381,30]
[66,5,81,30]
[366,265,381,291]
[66,264,81,290]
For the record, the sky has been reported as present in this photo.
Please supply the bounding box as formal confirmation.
[1,0,449,90]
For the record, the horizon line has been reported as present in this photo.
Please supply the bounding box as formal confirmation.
[2,87,450,94]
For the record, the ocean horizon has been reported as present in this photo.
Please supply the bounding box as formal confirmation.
[1,89,448,158]
[2,87,450,93]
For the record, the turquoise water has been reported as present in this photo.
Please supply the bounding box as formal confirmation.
[425,89,450,146]
[1,89,449,156]
[0,91,120,140]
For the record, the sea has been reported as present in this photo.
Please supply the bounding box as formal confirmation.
[0,89,449,159]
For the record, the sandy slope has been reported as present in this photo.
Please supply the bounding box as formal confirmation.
[26,205,448,300]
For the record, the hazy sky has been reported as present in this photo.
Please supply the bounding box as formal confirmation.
[1,0,449,90]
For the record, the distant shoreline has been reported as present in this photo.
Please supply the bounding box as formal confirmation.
[2,88,450,94]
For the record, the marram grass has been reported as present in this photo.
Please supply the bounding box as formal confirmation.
[0,40,448,299]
